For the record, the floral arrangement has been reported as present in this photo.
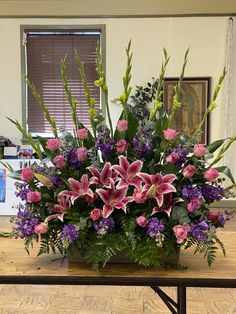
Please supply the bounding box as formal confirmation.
[5,42,236,269]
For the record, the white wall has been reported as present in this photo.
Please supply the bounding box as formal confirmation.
[0,17,231,145]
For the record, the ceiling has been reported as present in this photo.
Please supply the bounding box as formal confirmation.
[0,0,236,17]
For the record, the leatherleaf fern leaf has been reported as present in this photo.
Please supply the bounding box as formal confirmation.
[184,235,226,267]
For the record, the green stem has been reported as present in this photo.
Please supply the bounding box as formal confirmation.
[95,43,113,137]
[169,48,190,127]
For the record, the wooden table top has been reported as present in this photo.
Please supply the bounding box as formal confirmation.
[0,229,236,287]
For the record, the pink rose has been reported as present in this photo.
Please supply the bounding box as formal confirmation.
[182,164,197,178]
[116,139,128,153]
[166,153,176,163]
[193,144,206,157]
[20,167,34,181]
[136,216,148,227]
[76,128,89,140]
[46,138,62,152]
[53,154,66,169]
[117,119,128,132]
[134,189,147,203]
[90,208,102,221]
[34,223,48,235]
[204,168,220,182]
[76,147,88,162]
[208,211,220,222]
[26,191,42,203]
[173,225,191,244]
[163,128,179,140]
[187,198,202,212]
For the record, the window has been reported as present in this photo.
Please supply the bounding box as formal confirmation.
[21,26,104,137]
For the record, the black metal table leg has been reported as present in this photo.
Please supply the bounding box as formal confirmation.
[177,286,186,314]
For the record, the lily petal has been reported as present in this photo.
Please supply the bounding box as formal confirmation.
[102,204,114,218]
[128,160,143,177]
[162,174,177,184]
[157,183,176,194]
[96,188,110,204]
[119,155,129,172]
[68,178,81,192]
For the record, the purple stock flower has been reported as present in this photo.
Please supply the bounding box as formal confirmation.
[15,188,32,201]
[189,221,214,241]
[146,217,165,239]
[13,209,40,239]
[64,148,82,169]
[132,131,152,159]
[50,173,63,188]
[95,131,115,159]
[171,145,189,168]
[61,224,79,244]
[218,210,234,225]
[182,185,202,201]
[201,184,224,203]
[94,217,115,235]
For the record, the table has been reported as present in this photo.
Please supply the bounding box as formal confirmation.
[0,230,236,314]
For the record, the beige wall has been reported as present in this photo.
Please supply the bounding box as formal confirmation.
[0,16,229,145]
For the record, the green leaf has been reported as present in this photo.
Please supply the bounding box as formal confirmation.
[171,206,191,225]
[215,166,235,184]
[8,170,22,180]
[207,139,226,153]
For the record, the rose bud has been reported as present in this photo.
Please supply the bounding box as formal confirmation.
[187,198,202,212]
[117,119,128,132]
[173,225,191,244]
[208,211,220,222]
[90,208,102,221]
[53,154,66,169]
[116,139,128,153]
[193,144,206,157]
[20,167,34,181]
[34,223,48,235]
[46,138,62,152]
[182,164,197,178]
[76,128,89,140]
[26,191,42,203]
[136,216,148,227]
[76,147,88,162]
[204,168,220,182]
[163,128,179,140]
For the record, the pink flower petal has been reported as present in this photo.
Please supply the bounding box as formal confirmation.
[128,160,143,177]
[162,174,177,184]
[96,188,110,204]
[102,204,114,218]
[154,194,164,207]
[113,201,126,211]
[52,204,64,212]
[112,165,127,177]
[152,174,163,185]
[123,196,134,204]
[87,166,100,179]
[101,162,111,183]
[112,187,127,202]
[119,155,129,172]
[137,173,152,184]
[81,174,90,191]
[68,178,81,192]
[116,178,129,189]
[157,183,176,194]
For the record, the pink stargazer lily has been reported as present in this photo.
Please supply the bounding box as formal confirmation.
[112,155,143,190]
[96,181,134,218]
[152,193,183,216]
[52,194,70,213]
[46,213,65,222]
[137,173,177,207]
[60,174,93,204]
[87,162,117,188]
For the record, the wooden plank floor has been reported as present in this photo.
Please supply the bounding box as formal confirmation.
[1,215,236,313]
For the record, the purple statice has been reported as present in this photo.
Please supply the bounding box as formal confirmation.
[146,218,165,239]
[64,148,82,169]
[218,210,234,226]
[13,209,40,239]
[15,188,33,201]
[50,173,63,188]
[168,145,189,168]
[201,184,224,203]
[95,131,115,159]
[189,221,214,241]
[182,185,202,201]
[132,131,152,159]
[61,224,79,246]
[94,217,115,235]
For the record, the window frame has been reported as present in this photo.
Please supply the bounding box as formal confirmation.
[20,24,106,141]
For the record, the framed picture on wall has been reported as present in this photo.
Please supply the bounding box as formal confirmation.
[163,77,211,144]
